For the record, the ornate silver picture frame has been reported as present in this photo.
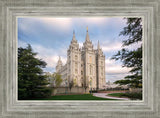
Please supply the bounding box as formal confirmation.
[0,0,159,118]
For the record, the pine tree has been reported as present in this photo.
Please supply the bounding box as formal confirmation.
[111,18,142,88]
[18,44,51,99]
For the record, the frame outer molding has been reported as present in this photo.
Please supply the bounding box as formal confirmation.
[0,0,160,118]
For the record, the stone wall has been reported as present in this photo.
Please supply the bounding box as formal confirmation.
[51,87,89,96]
[97,90,129,93]
[129,88,142,93]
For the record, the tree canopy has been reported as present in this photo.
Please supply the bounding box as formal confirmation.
[46,72,63,87]
[18,44,51,100]
[112,18,142,88]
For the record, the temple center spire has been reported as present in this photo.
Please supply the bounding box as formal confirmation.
[85,26,90,42]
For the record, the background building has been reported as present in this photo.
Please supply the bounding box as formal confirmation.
[105,81,129,90]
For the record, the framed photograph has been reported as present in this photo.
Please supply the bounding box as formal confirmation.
[0,0,159,118]
[17,17,142,101]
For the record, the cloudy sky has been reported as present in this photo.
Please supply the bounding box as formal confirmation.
[18,17,140,83]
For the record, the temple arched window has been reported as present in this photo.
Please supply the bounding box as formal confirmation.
[73,78,77,86]
[75,62,78,68]
[75,55,78,60]
[81,71,83,75]
[101,67,103,76]
[90,65,92,75]
[75,69,78,74]
[89,56,92,63]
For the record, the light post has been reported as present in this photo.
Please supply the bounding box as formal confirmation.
[52,73,55,87]
[65,79,68,94]
[90,79,92,94]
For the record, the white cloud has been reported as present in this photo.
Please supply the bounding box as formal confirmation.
[105,59,116,66]
[127,42,142,50]
[105,59,130,74]
[32,44,67,68]
[79,42,83,48]
[76,17,125,27]
[106,65,130,74]
[18,18,39,35]
[37,55,58,68]
[18,17,73,37]
[101,39,142,53]
[110,17,126,27]
[106,73,128,83]
[101,42,122,52]
[105,58,131,82]
[38,17,72,31]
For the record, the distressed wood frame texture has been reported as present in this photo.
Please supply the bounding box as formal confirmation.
[0,0,160,118]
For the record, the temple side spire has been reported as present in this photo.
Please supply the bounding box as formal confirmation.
[59,56,61,61]
[56,56,63,73]
[97,40,100,49]
[57,56,62,65]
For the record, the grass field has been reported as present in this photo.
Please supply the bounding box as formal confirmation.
[31,94,117,100]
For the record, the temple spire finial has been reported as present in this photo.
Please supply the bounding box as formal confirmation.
[98,40,100,49]
[86,26,88,32]
[72,29,76,42]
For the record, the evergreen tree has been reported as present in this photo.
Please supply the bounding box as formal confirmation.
[18,44,51,100]
[111,18,142,88]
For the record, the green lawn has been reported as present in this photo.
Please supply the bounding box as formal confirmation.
[107,93,125,97]
[30,94,117,100]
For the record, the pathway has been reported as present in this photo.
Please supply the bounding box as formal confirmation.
[93,93,130,100]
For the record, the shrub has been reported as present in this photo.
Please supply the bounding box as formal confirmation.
[121,92,142,100]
